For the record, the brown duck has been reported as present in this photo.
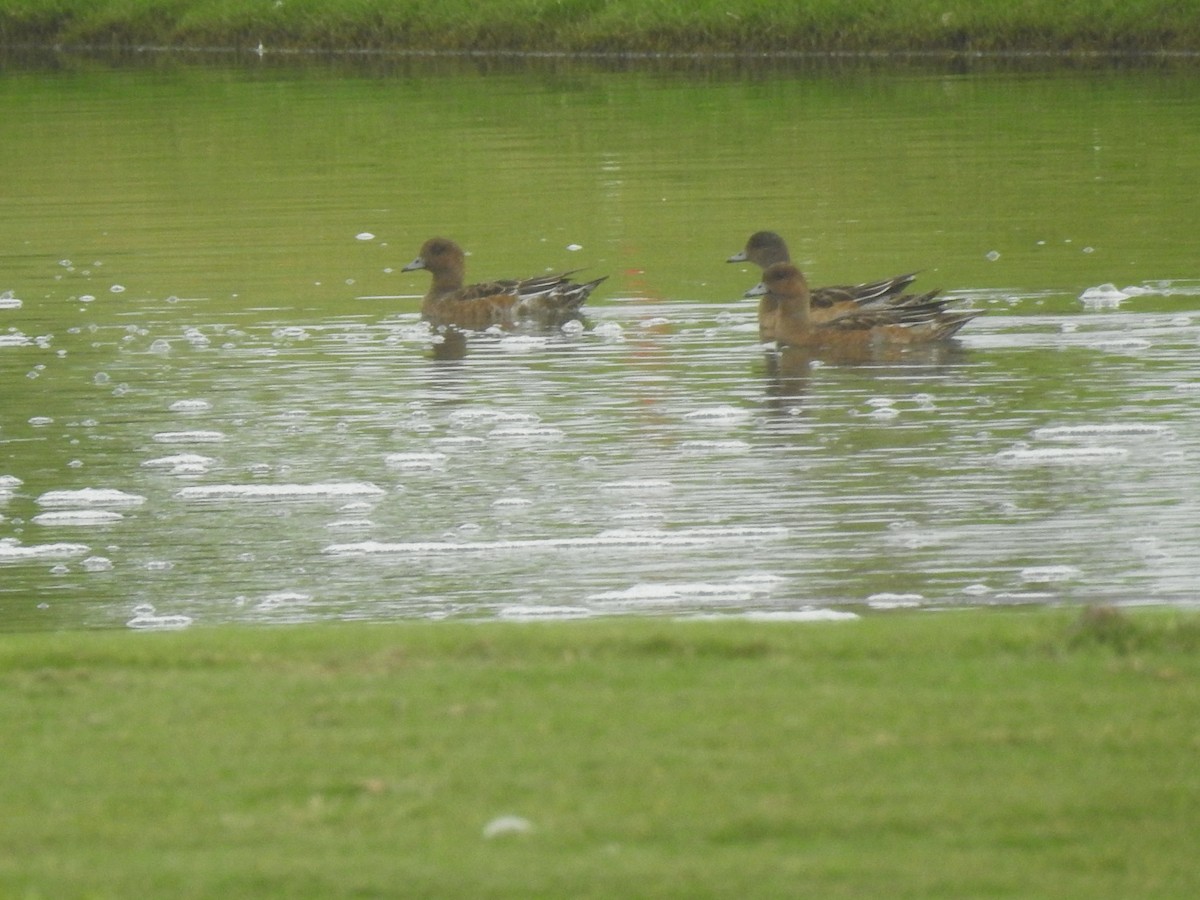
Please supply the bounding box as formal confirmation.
[402,237,606,330]
[747,262,982,350]
[728,231,920,341]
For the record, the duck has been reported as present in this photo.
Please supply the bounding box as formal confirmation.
[728,231,920,340]
[401,237,606,330]
[747,262,982,350]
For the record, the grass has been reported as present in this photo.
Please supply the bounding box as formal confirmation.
[3,607,1200,896]
[1,0,1199,55]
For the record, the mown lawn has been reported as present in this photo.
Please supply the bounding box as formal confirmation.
[2,607,1199,897]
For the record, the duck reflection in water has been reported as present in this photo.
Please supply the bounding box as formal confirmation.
[428,324,468,361]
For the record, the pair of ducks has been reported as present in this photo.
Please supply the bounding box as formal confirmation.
[402,231,981,348]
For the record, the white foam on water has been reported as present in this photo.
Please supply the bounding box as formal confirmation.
[497,335,548,352]
[126,603,193,631]
[679,440,752,455]
[0,538,90,562]
[738,609,860,622]
[1020,565,1082,583]
[0,291,22,309]
[496,605,594,621]
[867,592,926,609]
[385,452,448,470]
[449,408,540,428]
[599,478,672,493]
[1087,338,1153,352]
[492,497,534,509]
[169,399,212,412]
[587,574,784,608]
[1031,423,1172,441]
[993,446,1129,466]
[326,518,375,531]
[867,406,901,420]
[152,430,228,443]
[36,488,146,509]
[324,526,788,557]
[141,453,217,473]
[32,510,125,526]
[178,482,386,502]
[0,332,33,347]
[431,435,486,451]
[683,405,752,425]
[487,425,566,442]
[81,556,114,572]
[254,591,313,610]
[610,509,666,523]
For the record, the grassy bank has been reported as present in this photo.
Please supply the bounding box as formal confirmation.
[3,608,1200,897]
[2,0,1198,55]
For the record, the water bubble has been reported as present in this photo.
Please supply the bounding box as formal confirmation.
[592,321,624,339]
[1078,283,1128,307]
[109,284,125,293]
[985,250,1001,261]
[81,556,114,572]
[356,232,375,241]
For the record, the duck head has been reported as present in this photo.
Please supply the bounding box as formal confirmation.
[728,231,791,268]
[402,237,465,275]
[747,263,811,315]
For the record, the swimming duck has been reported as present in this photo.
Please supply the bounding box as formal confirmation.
[747,262,982,350]
[401,237,606,330]
[728,231,920,340]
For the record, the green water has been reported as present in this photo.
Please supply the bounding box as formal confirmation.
[2,55,1199,629]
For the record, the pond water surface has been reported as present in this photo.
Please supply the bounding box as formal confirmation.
[3,55,1199,630]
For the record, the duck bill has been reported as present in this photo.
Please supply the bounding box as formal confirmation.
[745,282,767,297]
[727,250,748,263]
[401,257,426,272]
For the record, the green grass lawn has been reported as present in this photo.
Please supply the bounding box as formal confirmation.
[3,607,1200,897]
[1,0,1198,54]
